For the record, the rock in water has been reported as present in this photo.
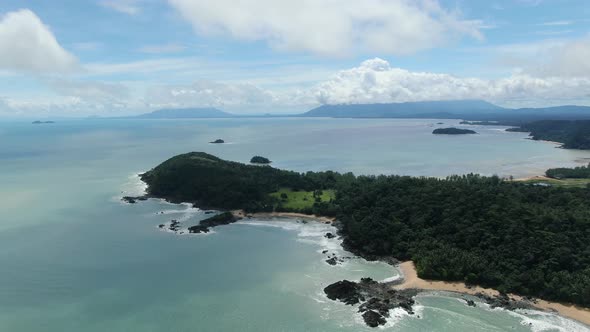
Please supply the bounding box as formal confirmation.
[362,310,387,328]
[324,278,418,328]
[324,280,362,305]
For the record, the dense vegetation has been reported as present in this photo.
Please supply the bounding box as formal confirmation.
[432,128,477,135]
[546,163,590,179]
[142,152,590,307]
[250,156,271,164]
[141,152,349,213]
[508,120,590,149]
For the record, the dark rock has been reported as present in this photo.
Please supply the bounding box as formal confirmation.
[188,212,240,234]
[322,250,328,254]
[474,292,533,311]
[158,224,165,228]
[465,299,476,307]
[326,257,338,265]
[324,279,418,328]
[325,232,336,239]
[122,196,137,204]
[362,310,387,328]
[324,280,362,305]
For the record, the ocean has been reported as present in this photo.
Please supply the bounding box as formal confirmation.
[0,118,588,331]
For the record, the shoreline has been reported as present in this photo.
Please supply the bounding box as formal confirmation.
[394,261,590,326]
[514,175,552,182]
[232,209,335,223]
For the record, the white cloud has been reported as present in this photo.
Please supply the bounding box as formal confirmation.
[534,37,590,77]
[99,0,141,15]
[145,81,285,109]
[168,0,482,57]
[0,9,77,72]
[489,36,590,78]
[139,43,187,54]
[537,20,572,26]
[49,79,130,102]
[309,58,590,108]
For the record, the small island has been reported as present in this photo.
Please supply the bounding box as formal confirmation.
[250,156,271,164]
[32,120,55,124]
[433,127,477,135]
[209,139,225,144]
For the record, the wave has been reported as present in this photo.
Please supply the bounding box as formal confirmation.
[509,309,589,332]
[112,172,147,203]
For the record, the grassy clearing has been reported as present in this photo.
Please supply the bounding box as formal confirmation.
[270,188,336,210]
[520,178,590,188]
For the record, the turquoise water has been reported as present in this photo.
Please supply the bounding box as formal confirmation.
[0,118,588,331]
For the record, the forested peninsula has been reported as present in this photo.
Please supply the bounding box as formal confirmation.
[138,152,590,308]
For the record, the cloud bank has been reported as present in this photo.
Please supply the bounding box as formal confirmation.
[310,58,590,107]
[0,10,76,72]
[168,0,482,57]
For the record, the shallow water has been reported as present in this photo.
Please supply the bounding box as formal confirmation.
[0,118,588,331]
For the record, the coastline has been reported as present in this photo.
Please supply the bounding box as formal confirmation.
[514,175,552,182]
[394,261,590,326]
[232,209,335,223]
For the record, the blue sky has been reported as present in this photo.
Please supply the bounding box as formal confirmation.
[0,0,589,117]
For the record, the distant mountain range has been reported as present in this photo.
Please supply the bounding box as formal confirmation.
[134,101,590,122]
[301,100,590,122]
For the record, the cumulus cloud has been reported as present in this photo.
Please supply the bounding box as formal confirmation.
[168,0,482,57]
[0,9,77,72]
[309,58,590,107]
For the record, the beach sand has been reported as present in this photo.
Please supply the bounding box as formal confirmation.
[232,209,590,326]
[514,175,552,182]
[395,261,590,326]
[232,210,335,223]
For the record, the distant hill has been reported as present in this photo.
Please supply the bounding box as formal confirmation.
[301,100,590,122]
[137,108,234,119]
[302,100,506,118]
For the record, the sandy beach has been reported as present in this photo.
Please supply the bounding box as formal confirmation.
[514,175,552,182]
[395,261,590,326]
[232,210,335,223]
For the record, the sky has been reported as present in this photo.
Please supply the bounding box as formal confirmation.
[0,0,589,117]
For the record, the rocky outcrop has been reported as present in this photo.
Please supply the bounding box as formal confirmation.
[210,139,225,144]
[475,292,534,311]
[324,278,418,328]
[122,195,148,204]
[362,310,387,327]
[188,212,241,233]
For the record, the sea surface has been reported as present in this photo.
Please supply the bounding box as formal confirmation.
[0,118,589,331]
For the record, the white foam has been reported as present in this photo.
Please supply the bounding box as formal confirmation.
[239,218,343,253]
[508,309,590,332]
[120,172,147,196]
[381,275,402,283]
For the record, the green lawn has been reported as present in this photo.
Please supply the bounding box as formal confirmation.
[519,178,590,188]
[269,188,336,210]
